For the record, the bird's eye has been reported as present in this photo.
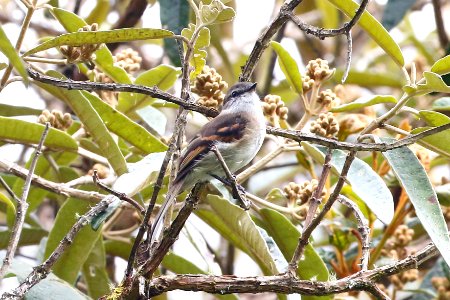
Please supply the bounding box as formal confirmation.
[231,91,238,97]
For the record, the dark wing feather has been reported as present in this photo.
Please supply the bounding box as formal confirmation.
[174,113,249,184]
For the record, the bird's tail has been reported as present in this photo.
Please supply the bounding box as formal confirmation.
[149,181,183,246]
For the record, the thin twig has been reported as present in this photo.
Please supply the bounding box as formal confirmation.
[0,176,20,203]
[289,151,356,275]
[92,170,145,216]
[337,195,370,271]
[0,158,104,201]
[0,195,117,299]
[0,123,50,279]
[304,147,333,228]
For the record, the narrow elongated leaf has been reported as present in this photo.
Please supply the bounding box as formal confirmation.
[315,0,339,29]
[7,258,88,300]
[160,0,189,66]
[24,28,173,56]
[50,8,131,83]
[82,237,110,299]
[380,137,450,268]
[302,142,394,224]
[118,64,181,115]
[432,97,450,111]
[331,95,397,112]
[419,110,450,126]
[82,91,167,153]
[0,26,28,83]
[270,41,303,95]
[85,0,110,25]
[334,69,403,87]
[0,117,77,151]
[0,192,15,214]
[196,195,279,275]
[35,70,128,175]
[0,227,47,249]
[431,55,450,75]
[45,198,103,284]
[259,209,330,286]
[136,106,167,136]
[0,104,42,116]
[381,0,416,31]
[411,111,450,155]
[327,0,404,67]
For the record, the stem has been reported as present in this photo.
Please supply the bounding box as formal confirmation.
[0,123,49,278]
[0,4,35,88]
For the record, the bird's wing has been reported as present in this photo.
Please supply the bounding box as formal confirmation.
[175,113,248,184]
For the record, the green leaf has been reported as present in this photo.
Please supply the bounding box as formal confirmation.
[436,184,450,206]
[196,195,279,275]
[117,64,181,115]
[182,24,210,79]
[327,0,404,67]
[380,137,450,268]
[334,69,403,87]
[50,7,131,83]
[0,117,78,151]
[0,192,15,214]
[259,209,330,285]
[381,0,416,31]
[301,142,394,224]
[432,97,450,111]
[410,127,450,155]
[0,25,28,84]
[82,236,111,299]
[199,0,236,25]
[45,198,103,284]
[113,152,165,196]
[330,95,397,112]
[160,0,189,66]
[270,41,303,95]
[35,70,128,175]
[104,239,132,260]
[407,72,450,96]
[0,103,42,116]
[315,0,339,29]
[24,28,174,56]
[6,258,88,300]
[82,91,167,154]
[419,110,450,126]
[431,54,450,75]
[0,227,47,249]
[162,251,205,274]
[0,62,7,70]
[85,0,110,25]
[136,106,167,136]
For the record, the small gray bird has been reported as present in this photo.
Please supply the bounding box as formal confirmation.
[150,82,266,243]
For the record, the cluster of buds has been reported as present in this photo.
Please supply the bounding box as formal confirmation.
[114,48,142,73]
[284,180,326,221]
[302,75,315,93]
[60,23,101,63]
[192,66,228,109]
[38,109,73,131]
[87,163,110,179]
[316,89,340,110]
[381,225,418,289]
[305,58,334,82]
[262,94,288,126]
[431,277,450,300]
[310,112,339,138]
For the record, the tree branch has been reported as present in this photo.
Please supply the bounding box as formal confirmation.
[0,123,50,278]
[146,240,438,298]
[1,195,117,299]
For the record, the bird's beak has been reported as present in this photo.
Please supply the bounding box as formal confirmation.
[250,82,257,91]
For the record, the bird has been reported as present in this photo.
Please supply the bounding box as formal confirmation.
[149,82,266,244]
